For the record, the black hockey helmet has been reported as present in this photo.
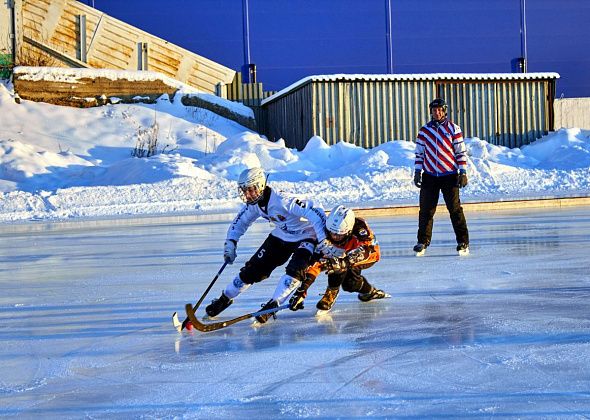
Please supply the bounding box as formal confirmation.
[429,98,448,114]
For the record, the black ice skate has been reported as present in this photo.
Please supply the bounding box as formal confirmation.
[205,292,233,317]
[255,299,278,324]
[456,242,470,256]
[316,286,340,312]
[413,243,427,257]
[358,287,390,302]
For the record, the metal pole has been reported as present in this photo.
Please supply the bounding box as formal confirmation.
[78,15,87,62]
[519,0,528,72]
[385,0,393,73]
[9,0,17,65]
[242,0,252,82]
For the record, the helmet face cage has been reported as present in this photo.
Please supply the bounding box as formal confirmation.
[429,98,448,114]
[238,167,267,204]
[326,205,355,243]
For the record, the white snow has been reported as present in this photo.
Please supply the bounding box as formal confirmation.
[13,66,197,85]
[1,75,588,223]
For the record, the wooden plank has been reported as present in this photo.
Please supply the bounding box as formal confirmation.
[22,36,88,68]
[21,0,236,93]
[94,44,133,62]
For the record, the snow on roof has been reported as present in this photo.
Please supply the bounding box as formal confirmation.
[261,72,561,105]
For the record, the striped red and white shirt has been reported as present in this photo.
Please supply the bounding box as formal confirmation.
[414,118,467,176]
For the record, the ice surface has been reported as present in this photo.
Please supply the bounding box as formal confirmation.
[1,207,590,418]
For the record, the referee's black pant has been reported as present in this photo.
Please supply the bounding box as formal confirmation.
[417,172,469,246]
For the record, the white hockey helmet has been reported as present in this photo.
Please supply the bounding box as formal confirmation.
[326,205,355,243]
[238,167,267,204]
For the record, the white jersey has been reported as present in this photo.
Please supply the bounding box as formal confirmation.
[226,188,327,244]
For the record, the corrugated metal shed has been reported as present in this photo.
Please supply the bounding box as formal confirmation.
[261,73,560,150]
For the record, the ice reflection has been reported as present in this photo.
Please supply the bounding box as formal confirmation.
[422,302,477,346]
[1,206,590,418]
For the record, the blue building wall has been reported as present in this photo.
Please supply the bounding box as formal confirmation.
[86,0,590,98]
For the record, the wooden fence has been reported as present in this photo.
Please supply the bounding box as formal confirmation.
[218,72,276,107]
[15,0,276,128]
[18,0,236,95]
[217,71,275,132]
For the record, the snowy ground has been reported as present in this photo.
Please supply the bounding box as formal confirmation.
[2,206,590,418]
[1,75,590,223]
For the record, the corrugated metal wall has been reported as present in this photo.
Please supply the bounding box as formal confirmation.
[439,80,553,147]
[264,83,314,148]
[310,79,437,148]
[263,76,556,150]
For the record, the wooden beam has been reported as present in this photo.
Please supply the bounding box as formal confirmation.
[23,35,88,68]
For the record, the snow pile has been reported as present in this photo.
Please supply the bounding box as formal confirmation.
[0,78,589,223]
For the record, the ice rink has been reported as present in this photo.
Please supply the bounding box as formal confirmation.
[1,206,590,418]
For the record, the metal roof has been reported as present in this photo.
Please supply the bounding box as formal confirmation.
[261,72,561,106]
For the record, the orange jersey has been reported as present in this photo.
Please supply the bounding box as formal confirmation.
[307,217,380,279]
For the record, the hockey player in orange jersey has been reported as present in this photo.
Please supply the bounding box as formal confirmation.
[288,205,388,313]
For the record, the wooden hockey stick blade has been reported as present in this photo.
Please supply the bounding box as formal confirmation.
[174,261,229,332]
[185,303,289,333]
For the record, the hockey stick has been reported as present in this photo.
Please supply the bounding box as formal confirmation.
[172,261,228,332]
[185,302,290,332]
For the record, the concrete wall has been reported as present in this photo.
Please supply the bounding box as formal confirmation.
[554,98,590,130]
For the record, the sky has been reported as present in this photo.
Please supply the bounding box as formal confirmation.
[86,0,590,97]
[0,70,589,224]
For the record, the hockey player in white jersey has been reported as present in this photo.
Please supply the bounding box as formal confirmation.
[204,167,341,324]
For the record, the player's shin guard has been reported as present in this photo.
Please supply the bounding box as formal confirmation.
[224,275,251,299]
[272,275,301,304]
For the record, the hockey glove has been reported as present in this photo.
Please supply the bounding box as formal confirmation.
[413,170,422,188]
[223,239,237,264]
[457,169,468,188]
[346,246,366,265]
[317,238,344,259]
[324,257,349,275]
[289,286,308,311]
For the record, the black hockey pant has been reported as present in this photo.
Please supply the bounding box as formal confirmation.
[327,267,373,294]
[239,234,315,284]
[417,172,469,246]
